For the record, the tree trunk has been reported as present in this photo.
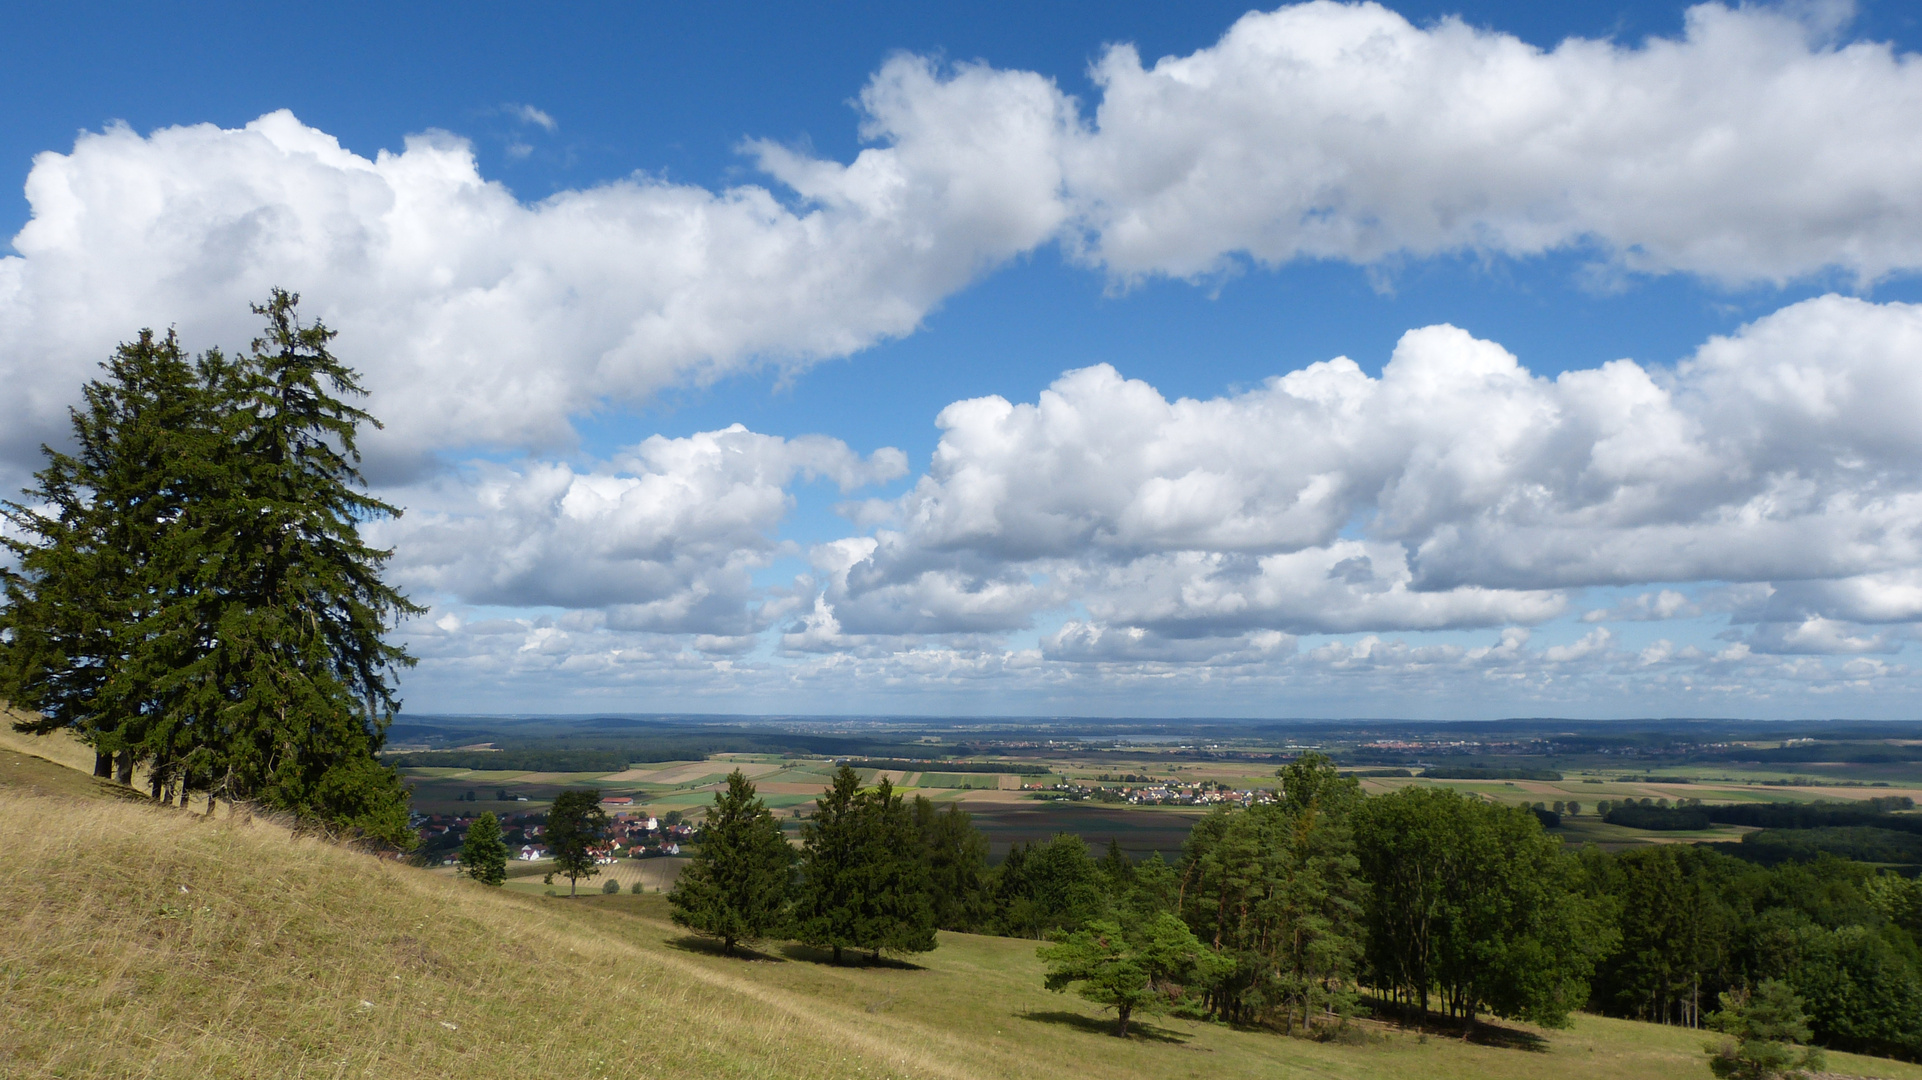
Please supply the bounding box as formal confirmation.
[1115,1004,1131,1038]
[114,751,134,784]
[832,944,843,965]
[724,936,735,957]
[94,752,112,778]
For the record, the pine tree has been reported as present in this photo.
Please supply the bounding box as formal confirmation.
[1038,910,1221,1037]
[1706,980,1825,1079]
[670,769,793,954]
[855,779,935,960]
[914,796,989,931]
[546,789,609,897]
[1,330,211,791]
[459,811,509,886]
[797,765,865,964]
[5,294,423,840]
[158,290,420,839]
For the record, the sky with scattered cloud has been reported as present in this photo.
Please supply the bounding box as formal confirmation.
[5,0,1922,718]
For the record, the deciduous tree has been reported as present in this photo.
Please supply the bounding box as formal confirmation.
[546,789,610,897]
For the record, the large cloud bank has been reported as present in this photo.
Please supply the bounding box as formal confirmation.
[809,295,1922,647]
[386,295,1922,711]
[7,2,1922,473]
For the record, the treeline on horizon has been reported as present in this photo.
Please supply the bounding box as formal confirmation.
[659,756,1922,1058]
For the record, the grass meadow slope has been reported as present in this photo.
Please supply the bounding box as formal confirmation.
[7,744,1922,1080]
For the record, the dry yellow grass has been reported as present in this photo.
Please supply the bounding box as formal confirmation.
[0,790,941,1079]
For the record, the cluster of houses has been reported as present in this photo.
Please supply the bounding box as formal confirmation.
[414,803,698,866]
[1025,779,1276,807]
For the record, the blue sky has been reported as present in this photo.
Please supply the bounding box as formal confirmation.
[6,1,1922,717]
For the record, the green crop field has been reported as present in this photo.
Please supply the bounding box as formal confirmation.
[920,773,1004,789]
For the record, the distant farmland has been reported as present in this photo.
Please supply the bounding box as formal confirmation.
[961,800,1206,859]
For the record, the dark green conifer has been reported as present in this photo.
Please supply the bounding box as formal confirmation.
[856,779,935,959]
[1,330,209,790]
[670,769,793,955]
[459,811,509,886]
[797,765,866,963]
[161,291,420,838]
[914,795,989,931]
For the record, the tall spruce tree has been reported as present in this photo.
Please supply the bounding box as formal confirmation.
[167,291,419,837]
[855,779,936,959]
[459,811,509,886]
[797,765,866,963]
[914,796,990,931]
[1,330,210,789]
[670,769,794,954]
[2,294,420,841]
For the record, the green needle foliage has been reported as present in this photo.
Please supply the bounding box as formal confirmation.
[546,789,610,897]
[670,769,794,955]
[796,767,936,963]
[796,766,867,964]
[1,293,420,843]
[458,812,509,886]
[1706,980,1825,1079]
[856,777,936,959]
[1177,753,1367,1032]
[914,796,990,931]
[1038,910,1220,1037]
[1,329,203,785]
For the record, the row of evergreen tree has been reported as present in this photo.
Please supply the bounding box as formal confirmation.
[670,756,1922,1057]
[0,296,418,843]
[671,767,939,961]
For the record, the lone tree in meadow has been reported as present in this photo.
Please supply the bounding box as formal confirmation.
[1038,910,1219,1037]
[546,789,610,897]
[670,769,794,955]
[1706,980,1825,1080]
[459,811,509,886]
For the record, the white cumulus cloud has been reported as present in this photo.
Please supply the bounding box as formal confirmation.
[1062,1,1922,284]
[373,426,904,635]
[0,58,1072,471]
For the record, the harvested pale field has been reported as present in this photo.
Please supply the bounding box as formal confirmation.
[645,760,782,786]
[599,762,701,782]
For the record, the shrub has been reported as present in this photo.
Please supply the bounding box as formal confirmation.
[603,878,621,894]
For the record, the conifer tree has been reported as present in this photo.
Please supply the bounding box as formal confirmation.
[914,796,989,931]
[855,779,936,959]
[1039,910,1220,1037]
[797,765,866,963]
[1,330,209,789]
[459,811,509,886]
[3,294,421,841]
[546,789,610,897]
[670,769,793,954]
[1706,980,1825,1080]
[161,290,420,838]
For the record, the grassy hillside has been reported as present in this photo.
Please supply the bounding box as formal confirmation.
[6,747,1922,1079]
